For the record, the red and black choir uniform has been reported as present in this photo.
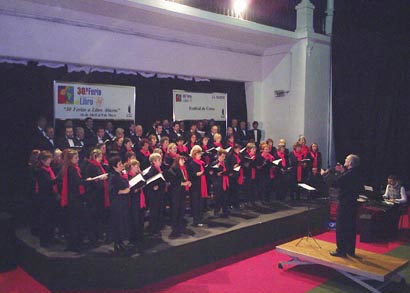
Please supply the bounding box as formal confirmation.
[306,150,324,193]
[164,152,178,169]
[34,164,59,247]
[188,158,208,225]
[273,150,290,201]
[176,144,189,157]
[186,141,198,156]
[301,145,309,157]
[120,148,135,163]
[168,163,190,236]
[289,150,307,200]
[61,164,86,251]
[241,150,258,204]
[128,171,146,246]
[110,170,130,247]
[85,160,110,245]
[201,143,211,166]
[257,151,275,203]
[209,159,230,217]
[269,145,278,157]
[227,150,244,208]
[144,165,166,235]
[136,148,151,170]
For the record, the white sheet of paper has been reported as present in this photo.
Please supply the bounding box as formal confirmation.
[142,166,151,176]
[272,159,282,166]
[233,165,241,172]
[86,173,108,181]
[364,185,374,191]
[146,173,165,185]
[298,183,316,191]
[129,173,145,188]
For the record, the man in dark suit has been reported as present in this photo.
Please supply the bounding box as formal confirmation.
[235,121,248,147]
[169,121,182,143]
[247,121,262,147]
[39,126,57,152]
[330,154,363,257]
[32,116,48,149]
[57,127,79,150]
[103,121,115,141]
[230,118,239,134]
[84,117,96,143]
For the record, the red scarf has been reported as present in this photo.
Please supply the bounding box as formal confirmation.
[233,152,244,185]
[214,142,222,148]
[177,145,188,154]
[102,155,108,166]
[193,158,208,198]
[61,165,85,207]
[293,150,303,182]
[246,150,256,180]
[89,160,110,208]
[228,141,234,148]
[162,146,168,154]
[140,149,151,157]
[35,165,58,194]
[168,152,178,158]
[202,144,208,151]
[301,145,309,156]
[190,142,196,149]
[261,152,275,179]
[128,171,146,209]
[180,165,190,191]
[310,151,318,168]
[277,151,287,168]
[219,161,229,191]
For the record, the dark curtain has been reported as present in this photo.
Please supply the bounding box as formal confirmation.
[332,0,410,186]
[0,62,246,212]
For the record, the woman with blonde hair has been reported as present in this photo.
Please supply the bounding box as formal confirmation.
[188,145,207,226]
[60,149,86,252]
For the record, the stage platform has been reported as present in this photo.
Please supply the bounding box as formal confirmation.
[276,237,409,293]
[17,200,328,291]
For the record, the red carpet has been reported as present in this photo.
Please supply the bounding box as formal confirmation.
[0,267,49,293]
[1,224,408,293]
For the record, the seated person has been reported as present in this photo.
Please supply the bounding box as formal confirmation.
[382,175,407,204]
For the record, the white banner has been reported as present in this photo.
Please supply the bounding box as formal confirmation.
[173,90,227,121]
[53,81,135,120]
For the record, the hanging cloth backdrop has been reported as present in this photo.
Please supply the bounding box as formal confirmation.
[173,90,227,121]
[53,81,135,121]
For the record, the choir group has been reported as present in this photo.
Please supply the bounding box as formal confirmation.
[29,116,324,253]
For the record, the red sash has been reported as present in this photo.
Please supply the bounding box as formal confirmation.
[140,149,151,157]
[277,151,287,168]
[177,145,188,154]
[261,152,275,179]
[128,171,146,209]
[180,165,190,191]
[233,152,244,185]
[310,151,318,168]
[214,142,222,148]
[61,165,85,207]
[193,158,208,197]
[220,162,229,191]
[35,165,58,194]
[89,160,110,208]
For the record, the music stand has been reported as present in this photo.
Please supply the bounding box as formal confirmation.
[295,183,321,248]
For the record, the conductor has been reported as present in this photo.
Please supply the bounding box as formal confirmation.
[330,154,363,257]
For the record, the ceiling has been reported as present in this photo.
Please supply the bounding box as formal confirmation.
[0,0,300,56]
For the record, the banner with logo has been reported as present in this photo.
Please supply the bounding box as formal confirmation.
[53,81,135,120]
[173,90,227,121]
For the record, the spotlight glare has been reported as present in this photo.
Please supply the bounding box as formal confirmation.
[233,0,248,16]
